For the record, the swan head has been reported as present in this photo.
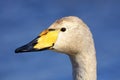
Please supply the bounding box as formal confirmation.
[15,16,93,55]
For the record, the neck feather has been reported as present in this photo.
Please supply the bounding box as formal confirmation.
[69,51,97,80]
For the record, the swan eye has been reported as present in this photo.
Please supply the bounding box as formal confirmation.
[61,27,66,32]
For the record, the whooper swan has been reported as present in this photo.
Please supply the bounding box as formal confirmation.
[15,16,97,80]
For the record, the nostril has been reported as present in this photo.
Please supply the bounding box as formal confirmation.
[30,36,40,46]
[32,41,37,46]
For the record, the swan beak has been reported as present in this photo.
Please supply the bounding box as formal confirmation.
[15,29,60,53]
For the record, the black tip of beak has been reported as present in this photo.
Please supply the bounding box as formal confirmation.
[15,44,34,53]
[15,45,28,53]
[15,37,39,53]
[15,47,23,53]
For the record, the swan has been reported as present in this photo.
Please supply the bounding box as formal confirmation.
[15,16,97,80]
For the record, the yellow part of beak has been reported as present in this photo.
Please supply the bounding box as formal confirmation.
[34,29,60,49]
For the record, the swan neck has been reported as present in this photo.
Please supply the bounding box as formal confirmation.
[69,53,97,80]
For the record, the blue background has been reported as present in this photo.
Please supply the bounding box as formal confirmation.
[0,0,120,80]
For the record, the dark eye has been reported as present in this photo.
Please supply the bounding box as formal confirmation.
[61,27,66,32]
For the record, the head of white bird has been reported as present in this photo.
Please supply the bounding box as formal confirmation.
[15,16,92,55]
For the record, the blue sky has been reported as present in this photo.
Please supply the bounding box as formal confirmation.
[0,0,120,80]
